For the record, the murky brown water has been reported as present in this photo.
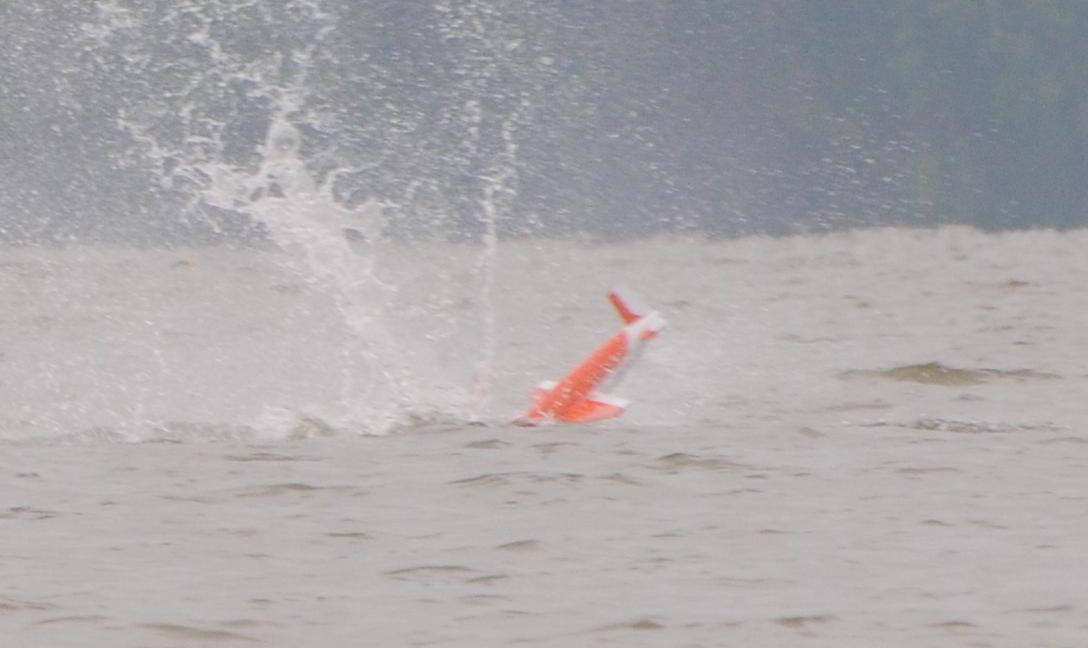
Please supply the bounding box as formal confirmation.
[3,227,1087,645]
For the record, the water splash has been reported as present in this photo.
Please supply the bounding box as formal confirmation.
[8,0,549,437]
[440,1,529,420]
[196,93,411,432]
[80,4,406,432]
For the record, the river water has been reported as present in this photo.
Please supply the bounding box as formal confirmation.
[2,226,1086,646]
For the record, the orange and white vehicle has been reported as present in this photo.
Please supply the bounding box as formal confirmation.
[517,287,666,424]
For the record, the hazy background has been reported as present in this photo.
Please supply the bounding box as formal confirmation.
[4,6,1087,643]
[1,1,1087,244]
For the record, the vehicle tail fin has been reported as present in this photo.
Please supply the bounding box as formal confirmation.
[608,286,652,324]
[628,310,667,341]
[612,287,665,341]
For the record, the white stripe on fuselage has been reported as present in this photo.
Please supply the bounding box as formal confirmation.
[604,311,665,393]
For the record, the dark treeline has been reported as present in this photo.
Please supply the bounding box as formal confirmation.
[0,2,1085,244]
